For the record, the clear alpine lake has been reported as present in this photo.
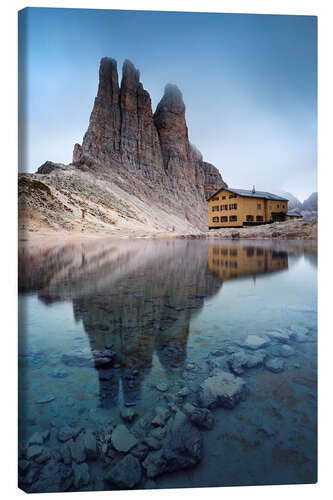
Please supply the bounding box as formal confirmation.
[18,238,317,491]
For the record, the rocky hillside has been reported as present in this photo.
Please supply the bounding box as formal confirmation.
[19,58,226,235]
[301,192,318,219]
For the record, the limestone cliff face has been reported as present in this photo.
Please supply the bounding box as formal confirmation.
[74,58,165,182]
[70,57,226,230]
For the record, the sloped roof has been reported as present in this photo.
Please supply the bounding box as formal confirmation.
[286,211,302,217]
[208,187,289,202]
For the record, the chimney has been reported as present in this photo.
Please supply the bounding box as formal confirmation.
[252,185,256,194]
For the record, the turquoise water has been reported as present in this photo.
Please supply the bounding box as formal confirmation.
[18,238,317,491]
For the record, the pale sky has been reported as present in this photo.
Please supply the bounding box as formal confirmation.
[19,8,317,202]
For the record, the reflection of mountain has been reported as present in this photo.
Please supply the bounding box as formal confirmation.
[208,244,288,282]
[19,238,316,408]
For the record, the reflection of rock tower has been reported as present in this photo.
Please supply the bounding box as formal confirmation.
[70,240,222,408]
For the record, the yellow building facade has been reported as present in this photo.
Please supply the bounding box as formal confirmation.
[208,187,290,229]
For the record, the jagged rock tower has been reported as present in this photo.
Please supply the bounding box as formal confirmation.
[73,58,226,230]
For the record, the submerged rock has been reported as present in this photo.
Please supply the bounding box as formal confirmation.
[142,410,202,478]
[30,460,73,493]
[269,344,295,358]
[120,408,138,423]
[183,403,215,430]
[106,454,142,489]
[111,424,138,452]
[28,432,44,446]
[35,394,56,404]
[155,382,168,392]
[199,371,246,409]
[151,407,170,427]
[266,330,291,344]
[265,357,285,373]
[228,350,266,375]
[58,426,82,443]
[72,462,90,489]
[243,335,269,350]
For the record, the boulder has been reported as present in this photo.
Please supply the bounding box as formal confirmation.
[120,408,138,423]
[106,454,142,489]
[265,357,285,373]
[142,411,202,478]
[72,462,90,489]
[57,426,82,443]
[228,350,266,375]
[199,371,246,409]
[183,403,215,430]
[111,424,138,453]
[266,330,291,344]
[243,335,269,350]
[151,407,170,427]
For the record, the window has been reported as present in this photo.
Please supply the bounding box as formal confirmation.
[257,203,261,209]
[277,204,280,208]
[282,204,285,209]
[222,196,226,200]
[269,205,272,211]
[220,216,228,222]
[246,248,255,257]
[213,248,219,255]
[230,261,238,269]
[246,215,254,222]
[212,205,219,212]
[212,259,219,265]
[229,215,237,222]
[211,196,219,201]
[256,216,263,222]
[212,216,219,222]
[229,203,237,210]
[229,194,237,199]
[256,248,264,256]
[230,249,238,256]
[221,204,228,211]
[221,249,228,256]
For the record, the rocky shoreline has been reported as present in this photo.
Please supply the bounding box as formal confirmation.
[19,322,316,493]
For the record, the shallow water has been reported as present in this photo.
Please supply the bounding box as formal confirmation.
[18,238,317,491]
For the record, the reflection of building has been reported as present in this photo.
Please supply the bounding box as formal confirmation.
[208,244,288,281]
[208,187,301,229]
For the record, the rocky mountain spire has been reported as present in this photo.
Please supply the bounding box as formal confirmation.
[74,58,164,180]
[71,57,226,228]
[153,84,190,174]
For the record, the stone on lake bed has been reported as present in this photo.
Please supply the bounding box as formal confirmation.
[155,382,168,392]
[183,403,215,430]
[72,461,90,489]
[152,407,171,427]
[243,335,269,350]
[265,357,285,373]
[36,394,56,404]
[111,424,138,452]
[28,432,44,446]
[266,330,291,344]
[120,407,138,423]
[269,344,295,358]
[199,370,246,409]
[142,410,202,478]
[228,350,266,375]
[106,454,141,489]
[34,447,51,464]
[26,445,43,460]
[58,426,82,443]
